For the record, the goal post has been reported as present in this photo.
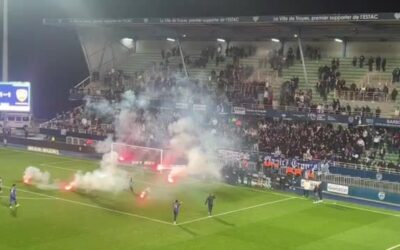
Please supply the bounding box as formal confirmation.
[110,142,163,168]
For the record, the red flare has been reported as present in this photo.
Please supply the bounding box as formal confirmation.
[23,177,31,185]
[64,183,73,191]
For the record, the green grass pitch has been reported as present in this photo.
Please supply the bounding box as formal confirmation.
[0,147,400,250]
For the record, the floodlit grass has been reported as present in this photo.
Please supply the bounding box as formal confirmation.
[0,147,399,250]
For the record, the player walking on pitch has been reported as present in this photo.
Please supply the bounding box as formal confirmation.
[129,176,134,193]
[0,177,3,193]
[172,200,182,225]
[9,184,20,209]
[205,194,216,216]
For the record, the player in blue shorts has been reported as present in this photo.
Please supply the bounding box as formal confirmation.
[9,184,20,209]
[172,200,182,225]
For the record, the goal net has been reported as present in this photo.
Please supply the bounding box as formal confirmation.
[111,142,163,168]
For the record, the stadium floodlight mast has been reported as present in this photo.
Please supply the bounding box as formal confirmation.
[2,0,9,82]
[166,37,188,78]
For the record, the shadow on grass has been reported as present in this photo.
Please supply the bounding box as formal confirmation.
[178,225,197,236]
[9,207,18,218]
[212,216,235,227]
[325,203,350,211]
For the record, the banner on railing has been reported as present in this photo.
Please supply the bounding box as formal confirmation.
[327,183,349,195]
[27,146,60,155]
[217,149,321,170]
[349,186,400,204]
[301,179,321,191]
[233,106,246,115]
[193,104,207,112]
[175,102,189,110]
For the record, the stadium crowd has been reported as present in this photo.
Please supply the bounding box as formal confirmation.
[49,45,400,172]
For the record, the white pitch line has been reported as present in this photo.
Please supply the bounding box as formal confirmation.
[387,244,400,250]
[326,201,400,218]
[178,197,296,225]
[0,147,93,163]
[3,185,173,226]
[38,163,167,188]
[39,163,85,172]
[39,159,86,166]
[0,195,54,200]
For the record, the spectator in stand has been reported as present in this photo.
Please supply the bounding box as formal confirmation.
[161,49,165,60]
[393,68,400,83]
[376,56,382,71]
[359,55,365,68]
[391,88,398,101]
[368,56,374,72]
[375,106,381,118]
[382,58,387,72]
[352,56,357,67]
[287,47,295,67]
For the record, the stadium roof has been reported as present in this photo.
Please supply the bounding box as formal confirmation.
[43,12,400,41]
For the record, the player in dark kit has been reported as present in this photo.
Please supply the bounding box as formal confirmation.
[317,183,323,203]
[172,200,182,225]
[205,194,216,216]
[129,176,134,193]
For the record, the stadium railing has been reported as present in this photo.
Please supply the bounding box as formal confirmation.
[231,102,394,118]
[336,90,390,102]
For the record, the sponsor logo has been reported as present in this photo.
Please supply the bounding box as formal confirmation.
[16,89,28,103]
[365,118,374,124]
[394,13,400,20]
[192,104,206,111]
[143,18,149,23]
[316,114,326,121]
[27,146,60,155]
[301,179,321,191]
[252,16,260,22]
[327,116,336,121]
[386,119,400,125]
[175,102,188,109]
[376,173,383,181]
[233,106,246,115]
[378,191,386,200]
[327,183,349,195]
[308,113,316,120]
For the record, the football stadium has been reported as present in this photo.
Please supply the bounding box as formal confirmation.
[1,1,400,249]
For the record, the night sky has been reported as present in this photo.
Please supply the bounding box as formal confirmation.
[0,0,396,118]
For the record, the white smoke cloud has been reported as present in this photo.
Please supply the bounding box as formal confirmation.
[69,152,129,193]
[167,117,223,180]
[23,166,58,190]
[54,68,235,193]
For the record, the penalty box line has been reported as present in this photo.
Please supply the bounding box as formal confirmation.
[3,185,173,226]
[178,197,297,226]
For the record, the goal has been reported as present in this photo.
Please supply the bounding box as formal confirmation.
[110,142,163,168]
